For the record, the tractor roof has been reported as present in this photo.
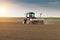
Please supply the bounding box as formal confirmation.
[28,12,35,14]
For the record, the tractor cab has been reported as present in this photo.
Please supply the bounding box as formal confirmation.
[26,12,35,19]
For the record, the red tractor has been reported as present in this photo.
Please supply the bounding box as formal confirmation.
[23,12,44,24]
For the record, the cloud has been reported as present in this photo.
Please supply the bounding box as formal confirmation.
[48,1,60,5]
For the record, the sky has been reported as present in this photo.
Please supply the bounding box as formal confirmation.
[0,0,60,17]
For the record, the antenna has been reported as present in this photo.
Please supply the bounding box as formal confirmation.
[40,13,42,19]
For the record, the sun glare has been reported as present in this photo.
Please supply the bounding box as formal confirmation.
[0,6,7,14]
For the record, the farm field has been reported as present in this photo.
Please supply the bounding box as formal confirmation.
[0,18,60,40]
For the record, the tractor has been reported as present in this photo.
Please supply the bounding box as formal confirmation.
[23,12,44,24]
